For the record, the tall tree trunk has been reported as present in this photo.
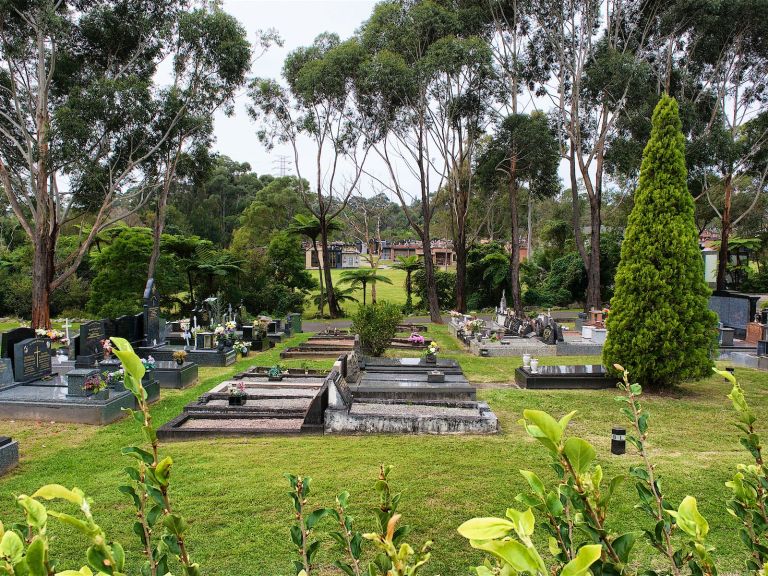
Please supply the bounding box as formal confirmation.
[527,197,533,259]
[312,239,325,317]
[454,237,467,313]
[716,173,733,291]
[362,281,367,306]
[31,228,53,329]
[586,196,602,310]
[319,217,340,317]
[569,148,589,309]
[421,238,441,322]
[509,161,523,316]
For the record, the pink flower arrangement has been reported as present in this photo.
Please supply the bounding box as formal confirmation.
[407,332,425,345]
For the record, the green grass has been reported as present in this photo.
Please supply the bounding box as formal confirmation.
[304,267,409,318]
[0,327,767,575]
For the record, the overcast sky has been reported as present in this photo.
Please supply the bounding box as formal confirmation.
[212,0,378,180]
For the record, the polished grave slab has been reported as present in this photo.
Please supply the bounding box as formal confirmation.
[515,364,616,389]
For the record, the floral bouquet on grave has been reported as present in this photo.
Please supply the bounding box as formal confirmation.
[100,338,113,359]
[180,319,190,333]
[466,318,485,334]
[408,332,425,345]
[449,310,462,318]
[213,324,226,342]
[228,381,246,398]
[268,364,284,378]
[102,368,125,388]
[36,328,68,346]
[82,373,106,394]
[232,340,250,355]
[141,356,156,371]
[422,341,439,357]
[225,320,237,333]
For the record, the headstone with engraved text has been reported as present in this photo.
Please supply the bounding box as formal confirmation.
[13,338,53,383]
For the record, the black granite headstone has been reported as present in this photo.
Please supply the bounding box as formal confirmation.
[0,358,13,387]
[143,278,160,345]
[115,315,137,341]
[13,338,52,383]
[0,327,36,366]
[79,320,106,358]
[134,313,145,342]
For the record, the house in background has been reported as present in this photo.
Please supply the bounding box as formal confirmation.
[305,242,360,269]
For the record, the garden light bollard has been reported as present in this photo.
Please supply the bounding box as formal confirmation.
[611,427,626,455]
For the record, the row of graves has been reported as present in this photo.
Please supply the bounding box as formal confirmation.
[710,290,768,369]
[0,323,161,426]
[448,293,604,358]
[280,323,428,359]
[158,345,498,438]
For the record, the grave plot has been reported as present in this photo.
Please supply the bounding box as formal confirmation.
[157,366,331,440]
[280,334,361,359]
[325,356,498,435]
[514,364,616,390]
[0,436,19,476]
[0,328,159,425]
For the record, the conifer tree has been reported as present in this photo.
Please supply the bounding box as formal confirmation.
[603,96,717,388]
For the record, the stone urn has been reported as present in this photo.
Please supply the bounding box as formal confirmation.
[530,358,539,374]
[522,353,531,368]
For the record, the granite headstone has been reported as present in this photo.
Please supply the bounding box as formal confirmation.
[13,338,52,383]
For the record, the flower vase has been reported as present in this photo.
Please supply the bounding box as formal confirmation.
[217,341,225,352]
[425,353,436,364]
[530,359,539,374]
[522,354,531,368]
[175,359,184,366]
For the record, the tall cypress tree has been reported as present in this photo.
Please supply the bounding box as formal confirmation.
[603,96,717,388]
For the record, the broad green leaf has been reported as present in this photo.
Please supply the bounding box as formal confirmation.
[110,338,146,386]
[522,410,562,445]
[668,496,708,540]
[56,568,94,576]
[469,539,541,574]
[457,517,515,540]
[559,410,578,431]
[32,485,85,507]
[560,544,602,576]
[612,533,635,564]
[47,511,95,536]
[121,447,154,466]
[0,529,23,563]
[25,536,47,576]
[520,470,545,498]
[505,508,535,537]
[17,496,47,530]
[563,438,596,475]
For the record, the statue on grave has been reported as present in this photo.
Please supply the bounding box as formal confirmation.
[499,290,507,313]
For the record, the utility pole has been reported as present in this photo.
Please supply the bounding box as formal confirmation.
[272,154,290,177]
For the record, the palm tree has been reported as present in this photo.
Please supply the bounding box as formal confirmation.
[391,255,422,311]
[311,285,358,311]
[288,215,341,317]
[339,268,393,306]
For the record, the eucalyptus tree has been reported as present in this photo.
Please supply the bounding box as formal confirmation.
[672,1,768,290]
[249,33,370,318]
[356,0,490,320]
[477,111,560,314]
[528,0,657,310]
[145,6,253,283]
[0,0,250,328]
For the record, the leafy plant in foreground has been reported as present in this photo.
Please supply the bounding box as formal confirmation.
[0,337,196,576]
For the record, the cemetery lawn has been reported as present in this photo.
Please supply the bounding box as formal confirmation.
[0,330,767,575]
[304,267,409,318]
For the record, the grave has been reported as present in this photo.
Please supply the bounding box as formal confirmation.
[0,436,19,476]
[0,328,160,425]
[153,360,198,389]
[514,364,616,389]
[75,320,106,367]
[280,334,360,359]
[157,365,331,439]
[325,355,498,434]
[133,278,223,368]
[710,291,761,339]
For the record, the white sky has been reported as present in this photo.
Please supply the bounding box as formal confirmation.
[212,0,378,179]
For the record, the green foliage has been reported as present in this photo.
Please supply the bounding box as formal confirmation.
[603,96,717,387]
[87,228,185,318]
[391,255,422,313]
[351,302,403,356]
[465,243,508,311]
[339,269,393,306]
[412,269,455,310]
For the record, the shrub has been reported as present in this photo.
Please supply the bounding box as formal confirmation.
[603,96,717,387]
[412,269,455,310]
[351,301,402,356]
